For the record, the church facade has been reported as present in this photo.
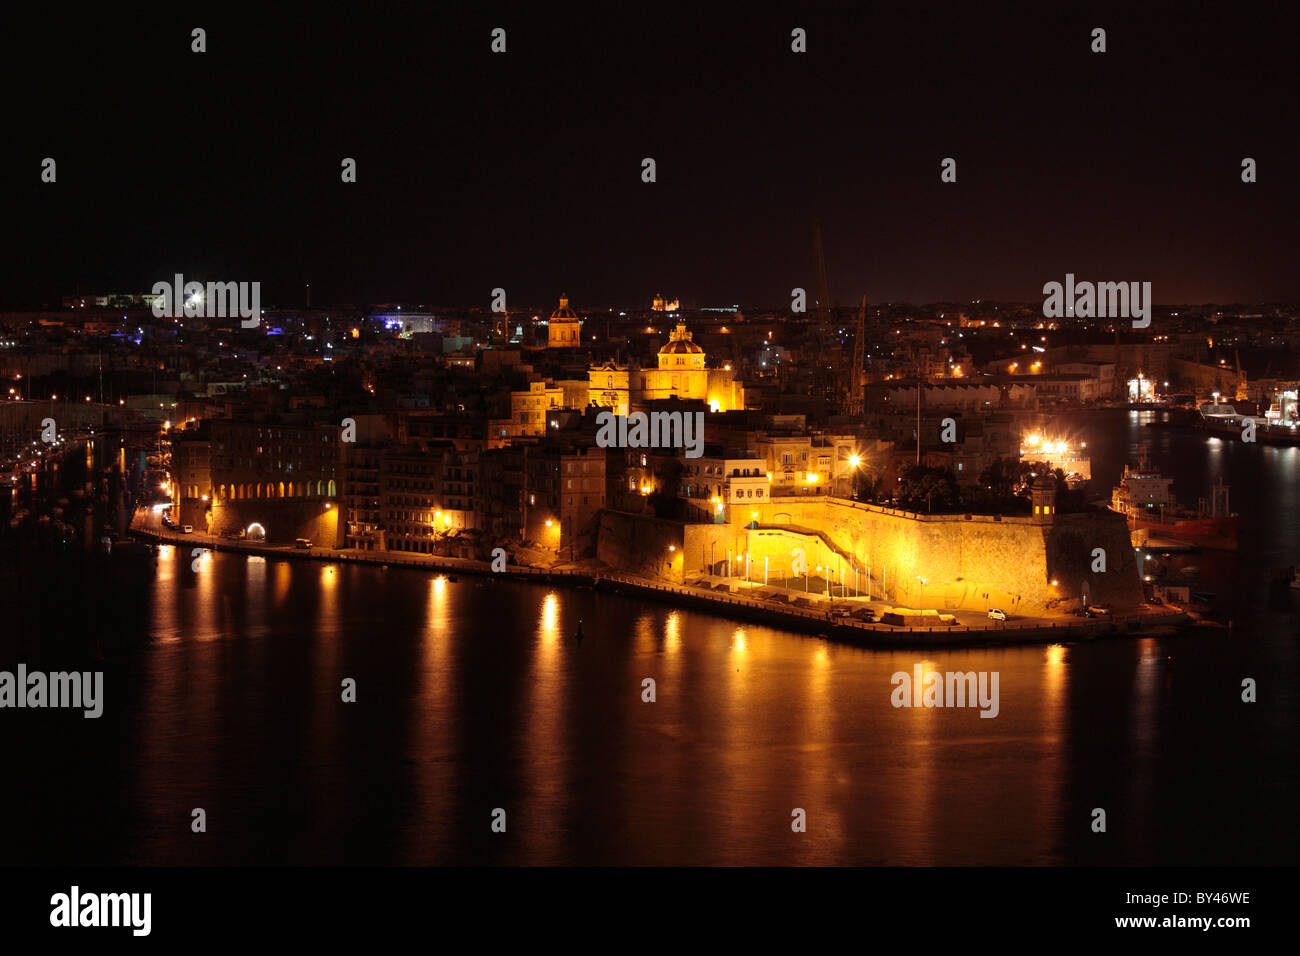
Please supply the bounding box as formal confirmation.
[546,296,583,348]
[588,322,744,415]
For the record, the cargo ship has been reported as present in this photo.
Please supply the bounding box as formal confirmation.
[1109,449,1240,550]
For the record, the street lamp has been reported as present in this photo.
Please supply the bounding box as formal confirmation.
[917,575,927,605]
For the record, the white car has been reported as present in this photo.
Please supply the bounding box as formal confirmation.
[181,525,193,534]
[987,608,1007,621]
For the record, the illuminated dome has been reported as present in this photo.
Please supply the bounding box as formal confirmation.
[547,295,582,348]
[550,296,579,322]
[659,323,703,355]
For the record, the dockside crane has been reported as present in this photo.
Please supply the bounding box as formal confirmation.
[848,294,868,416]
[812,219,834,402]
[903,342,927,466]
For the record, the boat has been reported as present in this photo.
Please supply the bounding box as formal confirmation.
[1196,400,1300,446]
[1110,447,1240,550]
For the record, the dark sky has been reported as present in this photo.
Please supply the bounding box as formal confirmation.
[2,3,1296,309]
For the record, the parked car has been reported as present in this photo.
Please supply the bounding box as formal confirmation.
[1085,604,1112,617]
[987,608,1007,621]
[294,538,312,550]
[181,525,193,534]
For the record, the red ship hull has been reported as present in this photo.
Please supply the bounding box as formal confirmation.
[1129,513,1242,547]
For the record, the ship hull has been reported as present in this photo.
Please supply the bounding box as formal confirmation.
[1126,513,1241,550]
[1196,419,1300,446]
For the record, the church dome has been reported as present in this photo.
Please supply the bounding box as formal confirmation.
[659,322,703,354]
[550,295,579,321]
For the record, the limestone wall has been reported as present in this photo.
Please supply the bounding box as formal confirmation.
[597,511,685,583]
[594,497,1144,612]
[209,498,342,547]
[726,497,1142,613]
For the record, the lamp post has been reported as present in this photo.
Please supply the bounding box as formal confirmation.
[917,575,927,606]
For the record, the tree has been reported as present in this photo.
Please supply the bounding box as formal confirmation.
[970,456,1036,514]
[1051,467,1089,513]
[897,465,960,513]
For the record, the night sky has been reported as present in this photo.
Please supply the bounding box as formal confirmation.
[2,3,1296,309]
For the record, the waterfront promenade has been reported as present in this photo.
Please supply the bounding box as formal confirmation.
[129,508,1189,647]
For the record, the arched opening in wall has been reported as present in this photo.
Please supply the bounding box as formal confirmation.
[287,482,295,498]
[279,482,286,498]
[246,522,267,542]
[256,483,263,498]
[316,480,323,496]
[218,484,226,501]
[328,480,336,497]
[774,513,793,525]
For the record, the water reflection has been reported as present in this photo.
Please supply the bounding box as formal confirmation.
[5,417,1296,867]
